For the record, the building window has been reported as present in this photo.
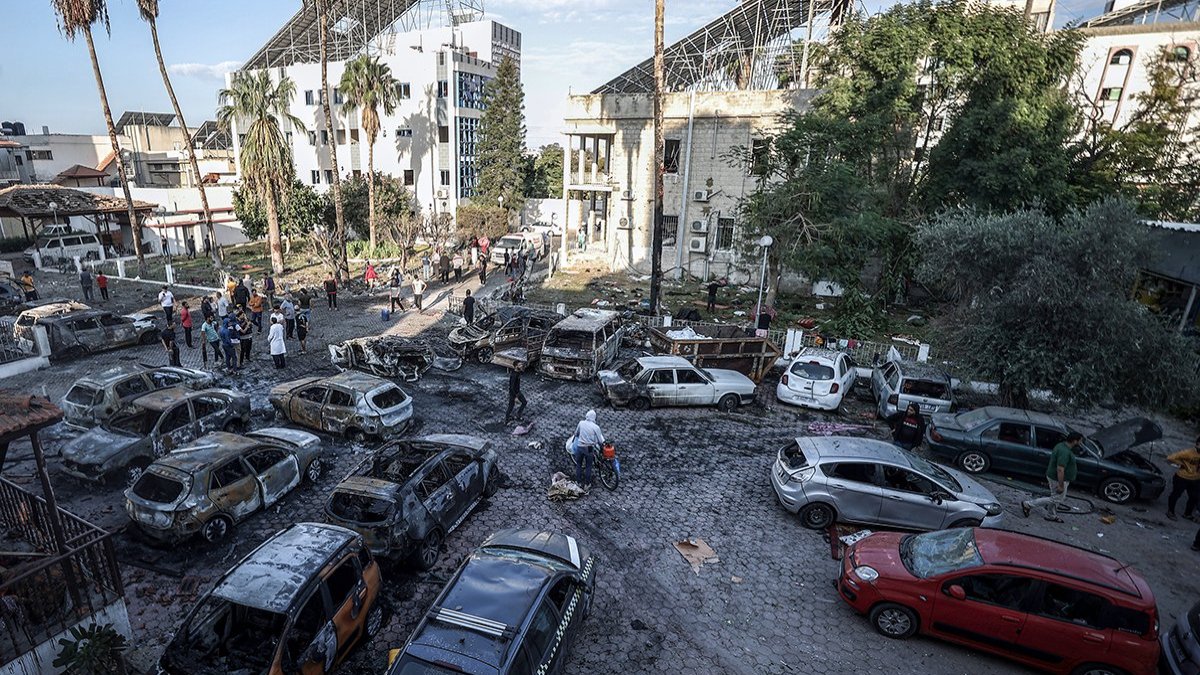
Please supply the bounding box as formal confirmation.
[662,216,679,247]
[311,170,320,185]
[403,170,414,186]
[749,139,770,177]
[396,127,413,138]
[1168,45,1191,62]
[437,80,449,98]
[308,131,317,145]
[305,90,316,105]
[320,130,329,145]
[456,72,490,109]
[438,126,450,144]
[716,217,736,250]
[332,88,344,105]
[396,82,411,99]
[26,150,53,161]
[932,116,945,131]
[1110,48,1133,65]
[324,170,334,184]
[664,139,681,174]
[1100,87,1123,102]
[352,169,361,178]
[285,131,293,144]
[438,52,445,66]
[336,130,347,145]
[14,155,22,166]
[440,170,450,186]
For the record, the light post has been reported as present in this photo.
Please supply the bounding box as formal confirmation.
[157,206,172,262]
[755,235,773,330]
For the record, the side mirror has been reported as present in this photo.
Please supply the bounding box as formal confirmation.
[946,585,966,601]
[930,491,950,504]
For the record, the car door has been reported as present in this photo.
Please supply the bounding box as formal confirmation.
[324,389,356,433]
[928,573,1035,657]
[245,445,301,507]
[190,394,230,434]
[675,367,716,406]
[99,313,136,345]
[821,462,883,524]
[70,317,106,350]
[978,420,1035,475]
[284,586,335,675]
[519,592,566,675]
[876,465,954,530]
[493,316,524,350]
[1016,582,1114,672]
[440,451,482,527]
[323,553,370,667]
[415,460,458,531]
[838,355,857,396]
[644,368,677,407]
[208,456,263,521]
[291,386,329,430]
[152,402,195,456]
[113,375,153,413]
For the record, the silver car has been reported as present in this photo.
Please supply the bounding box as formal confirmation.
[61,365,215,428]
[870,358,954,418]
[596,355,757,412]
[769,436,1003,531]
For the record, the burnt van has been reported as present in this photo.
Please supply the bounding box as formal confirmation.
[538,308,623,381]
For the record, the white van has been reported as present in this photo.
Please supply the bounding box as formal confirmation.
[24,233,104,264]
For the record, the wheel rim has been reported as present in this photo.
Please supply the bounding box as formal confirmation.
[204,518,228,542]
[804,506,831,528]
[600,462,618,489]
[307,459,322,483]
[476,349,493,364]
[422,533,442,567]
[631,398,648,411]
[1104,481,1132,502]
[485,467,500,495]
[366,603,384,636]
[961,453,986,473]
[877,608,911,636]
[1082,668,1117,675]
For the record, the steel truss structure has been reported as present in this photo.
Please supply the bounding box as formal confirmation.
[594,0,851,94]
[241,0,485,71]
[1084,0,1200,26]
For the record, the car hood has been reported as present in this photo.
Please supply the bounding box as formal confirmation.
[448,324,490,346]
[849,532,915,580]
[596,370,625,387]
[248,427,320,448]
[930,412,965,432]
[942,466,999,505]
[1090,417,1163,457]
[333,476,401,501]
[705,369,755,388]
[62,427,139,465]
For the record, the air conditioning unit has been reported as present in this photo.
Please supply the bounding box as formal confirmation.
[693,190,711,202]
[620,190,633,200]
[688,236,707,253]
[436,189,448,199]
[617,217,631,230]
[690,220,707,233]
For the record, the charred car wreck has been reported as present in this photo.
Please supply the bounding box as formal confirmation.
[269,371,414,442]
[538,308,624,381]
[330,335,460,380]
[447,306,563,364]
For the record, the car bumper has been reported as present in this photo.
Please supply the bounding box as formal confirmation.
[60,460,107,482]
[775,384,841,411]
[769,463,805,514]
[835,556,881,614]
[980,512,1005,528]
[1161,622,1200,675]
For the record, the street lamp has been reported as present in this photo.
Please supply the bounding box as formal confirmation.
[755,235,773,331]
[156,206,172,262]
[48,201,59,229]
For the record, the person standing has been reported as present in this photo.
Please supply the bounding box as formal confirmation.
[1022,431,1082,523]
[706,277,726,312]
[248,290,264,333]
[96,271,109,301]
[160,320,181,367]
[462,289,475,325]
[236,308,254,367]
[388,268,404,313]
[412,275,426,311]
[504,362,527,423]
[158,286,175,322]
[219,319,238,372]
[439,251,451,284]
[263,273,276,308]
[503,249,512,277]
[478,256,488,285]
[216,292,229,322]
[573,410,605,488]
[233,280,250,310]
[364,260,378,290]
[79,268,94,302]
[297,287,312,321]
[324,274,338,310]
[886,403,926,451]
[185,236,196,259]
[200,316,220,366]
[19,271,37,301]
[452,251,464,282]
[281,296,296,339]
[200,295,214,322]
[421,251,432,282]
[431,249,442,282]
[180,301,194,348]
[1166,435,1200,522]
[268,316,286,368]
[295,311,309,354]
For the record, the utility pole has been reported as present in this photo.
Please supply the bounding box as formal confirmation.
[649,0,665,315]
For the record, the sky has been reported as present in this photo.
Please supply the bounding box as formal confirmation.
[3,0,1109,149]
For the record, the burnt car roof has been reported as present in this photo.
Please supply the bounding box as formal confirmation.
[326,369,396,390]
[77,365,151,386]
[414,434,488,451]
[130,387,233,412]
[211,523,357,614]
[552,308,619,331]
[155,432,261,471]
[19,300,90,319]
[39,309,113,324]
[331,475,402,500]
[965,406,1062,428]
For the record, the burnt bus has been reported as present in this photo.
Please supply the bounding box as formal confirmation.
[538,308,623,381]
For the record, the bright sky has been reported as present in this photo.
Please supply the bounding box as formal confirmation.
[3,0,1107,149]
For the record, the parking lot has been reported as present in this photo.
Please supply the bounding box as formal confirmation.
[4,274,1199,675]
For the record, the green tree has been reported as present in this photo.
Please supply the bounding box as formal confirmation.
[341,174,418,241]
[523,144,564,199]
[218,71,305,274]
[340,55,399,248]
[916,199,1200,409]
[478,56,526,212]
[233,180,324,246]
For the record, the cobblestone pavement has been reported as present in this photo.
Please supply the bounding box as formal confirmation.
[4,270,1198,675]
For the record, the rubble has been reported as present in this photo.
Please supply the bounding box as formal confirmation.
[330,335,462,380]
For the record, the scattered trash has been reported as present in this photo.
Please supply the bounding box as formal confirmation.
[733,310,747,317]
[807,422,873,436]
[838,530,873,547]
[731,575,743,584]
[1100,515,1116,525]
[905,315,927,326]
[815,303,826,310]
[665,326,711,340]
[547,472,585,501]
[512,421,536,436]
[673,537,719,574]
[1097,533,1104,538]
[526,441,543,451]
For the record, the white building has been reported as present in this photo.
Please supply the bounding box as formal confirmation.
[229,19,521,226]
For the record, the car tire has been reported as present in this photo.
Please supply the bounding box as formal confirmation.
[483,464,501,498]
[629,397,650,411]
[947,518,981,529]
[1099,477,1136,504]
[798,502,836,530]
[305,458,323,484]
[202,515,232,544]
[717,394,739,413]
[58,346,86,361]
[414,529,443,570]
[223,419,246,433]
[364,597,387,638]
[956,450,990,474]
[870,603,919,639]
[475,347,494,364]
[139,331,158,345]
[1071,664,1128,675]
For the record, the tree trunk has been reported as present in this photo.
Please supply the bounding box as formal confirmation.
[999,380,1030,409]
[146,17,222,267]
[367,139,377,249]
[84,26,144,272]
[317,0,349,282]
[649,0,665,314]
[265,188,285,275]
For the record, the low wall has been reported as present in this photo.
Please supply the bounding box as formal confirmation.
[0,600,132,675]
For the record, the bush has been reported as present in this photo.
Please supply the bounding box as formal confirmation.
[347,241,409,260]
[456,204,509,241]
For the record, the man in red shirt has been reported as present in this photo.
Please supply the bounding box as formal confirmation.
[96,272,109,301]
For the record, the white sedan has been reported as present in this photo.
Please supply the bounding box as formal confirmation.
[776,348,856,412]
[597,355,757,412]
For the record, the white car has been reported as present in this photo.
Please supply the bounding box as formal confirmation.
[776,348,856,412]
[597,355,757,412]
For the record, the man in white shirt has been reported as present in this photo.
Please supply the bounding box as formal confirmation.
[574,410,605,488]
[158,286,175,322]
[216,292,229,320]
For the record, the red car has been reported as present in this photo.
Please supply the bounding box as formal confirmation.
[836,528,1159,675]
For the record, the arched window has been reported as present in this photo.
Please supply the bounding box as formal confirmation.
[1168,45,1191,62]
[1110,49,1133,65]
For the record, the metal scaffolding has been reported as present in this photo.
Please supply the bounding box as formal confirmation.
[1083,0,1199,26]
[594,0,851,94]
[240,0,485,71]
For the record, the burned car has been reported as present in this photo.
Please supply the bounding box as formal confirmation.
[60,387,251,484]
[158,522,385,675]
[15,307,157,359]
[538,308,624,381]
[126,428,323,544]
[61,365,215,428]
[330,335,438,380]
[325,434,499,569]
[597,355,757,412]
[448,305,562,364]
[270,371,413,441]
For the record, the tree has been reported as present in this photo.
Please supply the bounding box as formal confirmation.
[313,0,349,281]
[456,204,509,242]
[523,144,564,199]
[916,199,1200,409]
[478,56,526,212]
[136,0,221,266]
[340,55,399,249]
[340,174,417,242]
[217,71,305,275]
[52,0,144,270]
[233,180,324,245]
[650,0,665,313]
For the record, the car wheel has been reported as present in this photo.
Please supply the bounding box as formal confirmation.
[345,427,368,443]
[305,458,323,484]
[956,450,990,474]
[139,331,158,345]
[947,518,981,529]
[124,459,151,488]
[483,464,501,498]
[717,394,739,413]
[628,397,650,411]
[414,529,443,570]
[1071,664,1127,675]
[870,603,919,639]
[798,502,836,530]
[202,515,232,544]
[364,598,387,638]
[1099,477,1135,504]
[475,347,494,364]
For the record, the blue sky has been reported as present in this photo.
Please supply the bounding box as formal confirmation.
[3,0,1107,149]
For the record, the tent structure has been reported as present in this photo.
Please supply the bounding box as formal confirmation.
[0,184,157,245]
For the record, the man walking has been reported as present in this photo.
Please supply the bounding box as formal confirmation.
[281,296,297,339]
[180,301,194,348]
[216,292,229,322]
[158,285,175,322]
[219,319,238,372]
[886,403,926,451]
[160,320,181,367]
[19,271,37,301]
[323,274,338,310]
[439,251,451,284]
[706,277,726,312]
[504,361,527,424]
[233,279,250,310]
[236,308,254,367]
[1022,431,1082,523]
[412,275,426,311]
[248,290,264,333]
[452,251,464,282]
[573,410,604,489]
[478,257,488,285]
[97,271,109,301]
[268,316,286,368]
[388,268,404,313]
[462,289,476,325]
[79,268,94,302]
[1167,435,1200,522]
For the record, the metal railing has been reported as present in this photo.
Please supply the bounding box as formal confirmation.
[0,477,124,664]
[0,318,35,364]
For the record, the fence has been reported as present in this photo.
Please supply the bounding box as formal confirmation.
[0,477,124,664]
[0,318,32,365]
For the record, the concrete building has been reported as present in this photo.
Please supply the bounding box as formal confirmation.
[116,113,236,189]
[0,130,118,186]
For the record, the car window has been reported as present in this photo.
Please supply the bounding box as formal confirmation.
[1100,605,1151,635]
[324,557,360,609]
[899,529,983,579]
[1034,426,1067,450]
[442,452,472,476]
[158,404,192,433]
[99,314,125,327]
[982,422,1032,446]
[1034,583,1110,630]
[369,386,407,409]
[648,369,674,385]
[823,462,878,485]
[945,574,1034,610]
[675,369,707,385]
[115,376,152,399]
[71,318,101,331]
[246,447,288,473]
[328,389,354,407]
[885,367,899,389]
[791,361,835,381]
[191,396,225,420]
[881,466,936,495]
[901,378,948,399]
[546,578,575,614]
[298,387,327,404]
[416,462,451,501]
[210,459,251,490]
[65,384,101,406]
[522,600,559,665]
[149,372,184,388]
[286,590,328,664]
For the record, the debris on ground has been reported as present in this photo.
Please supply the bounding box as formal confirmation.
[330,335,462,380]
[806,422,874,437]
[673,537,719,574]
[512,421,535,436]
[1101,514,1117,525]
[547,471,585,501]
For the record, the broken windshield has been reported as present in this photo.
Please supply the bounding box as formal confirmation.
[898,528,982,579]
[329,491,396,524]
[133,471,188,504]
[370,386,408,410]
[107,406,156,435]
[65,384,101,406]
[167,596,284,674]
[546,329,593,351]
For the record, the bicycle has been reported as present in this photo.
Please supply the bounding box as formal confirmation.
[563,438,621,490]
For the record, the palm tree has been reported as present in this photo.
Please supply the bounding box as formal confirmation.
[313,0,349,281]
[340,55,399,249]
[51,0,144,270]
[217,71,305,275]
[136,0,222,266]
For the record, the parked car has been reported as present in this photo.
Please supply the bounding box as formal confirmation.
[11,300,90,339]
[770,436,1003,531]
[125,428,324,544]
[158,522,385,675]
[870,358,954,418]
[386,528,596,675]
[14,307,157,359]
[776,348,857,411]
[490,232,545,266]
[325,434,499,568]
[60,387,251,484]
[1161,598,1200,675]
[269,371,413,441]
[61,365,214,428]
[836,527,1159,675]
[925,406,1166,504]
[538,309,623,381]
[448,305,562,364]
[597,355,757,412]
[23,232,104,264]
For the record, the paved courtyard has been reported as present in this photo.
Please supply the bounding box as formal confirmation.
[3,269,1198,675]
